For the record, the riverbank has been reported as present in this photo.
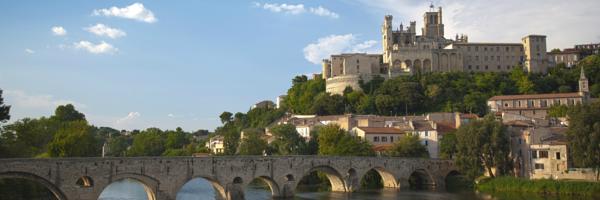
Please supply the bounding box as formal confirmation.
[477,176,600,197]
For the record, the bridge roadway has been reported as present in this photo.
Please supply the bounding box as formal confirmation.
[0,156,457,200]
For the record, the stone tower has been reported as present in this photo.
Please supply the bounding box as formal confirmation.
[422,6,444,39]
[522,35,548,73]
[579,66,589,100]
[382,15,394,64]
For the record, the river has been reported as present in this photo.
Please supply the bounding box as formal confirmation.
[97,178,595,200]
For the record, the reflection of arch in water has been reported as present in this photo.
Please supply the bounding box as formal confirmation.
[359,167,399,189]
[296,165,346,192]
[0,171,67,200]
[408,169,435,190]
[176,176,226,200]
[100,173,158,200]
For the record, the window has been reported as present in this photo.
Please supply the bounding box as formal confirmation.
[506,47,509,51]
[532,150,538,158]
[476,65,480,70]
[382,136,388,142]
[497,65,501,70]
[553,99,560,105]
[518,138,522,144]
[390,136,394,142]
[425,140,429,146]
[527,100,534,108]
[468,65,472,70]
[475,56,479,61]
[556,152,561,160]
[504,103,509,107]
[475,46,479,51]
[357,59,359,63]
[357,65,360,71]
[373,136,379,142]
[535,163,544,170]
[539,151,549,158]
[484,47,487,51]
[467,46,471,51]
[540,100,547,108]
[485,65,488,70]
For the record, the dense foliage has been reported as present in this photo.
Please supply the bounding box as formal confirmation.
[317,124,374,156]
[386,135,429,158]
[282,56,600,117]
[455,115,511,179]
[566,101,600,179]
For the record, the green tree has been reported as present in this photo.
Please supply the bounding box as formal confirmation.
[127,128,165,156]
[1,118,57,157]
[547,104,569,118]
[106,135,130,157]
[455,115,511,179]
[269,124,305,155]
[0,89,10,123]
[219,111,233,124]
[48,120,99,157]
[165,127,189,149]
[51,104,86,122]
[317,124,374,156]
[238,129,268,155]
[510,67,535,94]
[387,135,429,158]
[439,132,457,159]
[566,101,600,179]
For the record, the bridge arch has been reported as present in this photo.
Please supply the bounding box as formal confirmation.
[76,176,94,187]
[0,171,67,200]
[359,167,399,189]
[99,173,158,200]
[295,165,346,192]
[175,175,226,200]
[408,169,436,190]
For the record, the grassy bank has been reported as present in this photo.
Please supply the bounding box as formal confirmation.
[477,176,600,197]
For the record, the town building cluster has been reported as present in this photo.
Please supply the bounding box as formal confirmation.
[205,5,598,181]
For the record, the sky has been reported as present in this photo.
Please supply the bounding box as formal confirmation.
[1,0,599,132]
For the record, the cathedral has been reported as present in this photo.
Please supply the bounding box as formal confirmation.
[322,6,550,94]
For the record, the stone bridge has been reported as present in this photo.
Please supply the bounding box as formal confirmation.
[0,156,458,200]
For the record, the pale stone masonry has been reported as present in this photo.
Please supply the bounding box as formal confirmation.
[322,5,550,94]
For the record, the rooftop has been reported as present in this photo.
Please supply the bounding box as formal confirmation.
[489,93,582,101]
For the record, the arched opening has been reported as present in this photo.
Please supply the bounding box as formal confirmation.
[296,165,346,192]
[359,167,398,190]
[0,172,66,200]
[175,177,226,200]
[76,176,94,187]
[98,178,156,200]
[423,59,432,72]
[445,170,472,192]
[403,60,413,71]
[244,176,280,199]
[285,174,295,182]
[408,169,435,190]
[392,59,402,73]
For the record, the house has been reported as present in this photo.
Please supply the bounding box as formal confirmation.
[206,135,225,154]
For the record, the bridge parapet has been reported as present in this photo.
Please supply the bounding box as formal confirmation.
[0,156,457,200]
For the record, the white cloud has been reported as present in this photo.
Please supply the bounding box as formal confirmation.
[3,90,86,110]
[354,0,600,49]
[309,6,339,19]
[51,26,67,36]
[85,24,126,39]
[167,113,175,118]
[73,41,118,54]
[24,49,35,54]
[93,2,157,23]
[116,112,141,124]
[253,2,339,18]
[303,34,380,64]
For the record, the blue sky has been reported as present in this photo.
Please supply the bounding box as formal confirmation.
[1,0,599,131]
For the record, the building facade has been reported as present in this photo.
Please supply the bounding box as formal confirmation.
[322,5,549,94]
[488,67,590,119]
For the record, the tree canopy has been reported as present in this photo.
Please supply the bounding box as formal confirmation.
[455,115,511,179]
[386,135,429,158]
[0,89,10,123]
[566,101,600,179]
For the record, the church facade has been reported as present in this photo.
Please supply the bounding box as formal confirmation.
[323,6,550,94]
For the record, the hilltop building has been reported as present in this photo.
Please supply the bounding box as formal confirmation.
[487,67,590,119]
[548,42,600,68]
[322,5,550,94]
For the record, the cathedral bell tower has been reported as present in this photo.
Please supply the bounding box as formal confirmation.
[579,66,590,101]
[422,4,444,39]
[382,15,394,63]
